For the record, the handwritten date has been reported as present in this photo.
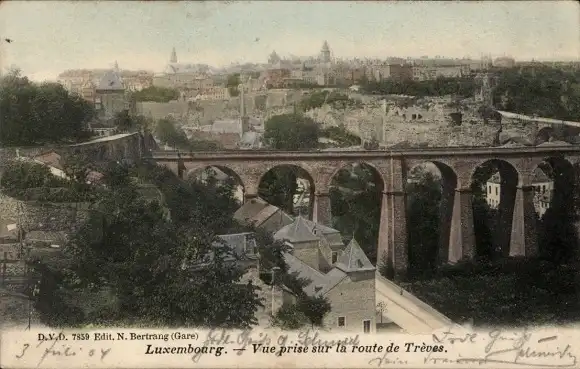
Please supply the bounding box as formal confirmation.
[15,339,111,367]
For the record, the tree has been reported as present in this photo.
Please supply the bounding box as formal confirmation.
[227,73,241,97]
[296,295,331,327]
[492,65,580,121]
[154,117,221,152]
[320,125,361,148]
[0,72,94,146]
[155,117,190,149]
[330,165,382,264]
[258,166,299,215]
[298,91,351,112]
[271,304,310,330]
[361,76,477,99]
[406,170,442,276]
[29,161,263,328]
[113,111,151,133]
[0,160,64,193]
[263,114,320,150]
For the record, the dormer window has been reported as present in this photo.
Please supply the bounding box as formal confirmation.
[331,252,338,264]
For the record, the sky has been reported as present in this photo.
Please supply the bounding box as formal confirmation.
[0,1,579,82]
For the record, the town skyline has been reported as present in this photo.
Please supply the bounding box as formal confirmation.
[1,1,579,82]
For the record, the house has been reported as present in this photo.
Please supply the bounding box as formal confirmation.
[0,218,19,244]
[485,168,553,216]
[274,217,376,333]
[274,216,345,271]
[28,150,104,185]
[31,151,67,179]
[233,197,294,234]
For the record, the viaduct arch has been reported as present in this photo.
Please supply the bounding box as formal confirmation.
[152,147,580,279]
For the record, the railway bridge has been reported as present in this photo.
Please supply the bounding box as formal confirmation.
[152,146,580,278]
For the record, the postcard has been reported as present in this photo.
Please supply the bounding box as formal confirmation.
[1,1,579,368]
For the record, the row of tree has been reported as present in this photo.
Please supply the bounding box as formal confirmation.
[492,65,580,121]
[263,113,363,150]
[361,76,477,99]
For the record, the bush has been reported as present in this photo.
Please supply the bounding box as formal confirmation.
[271,304,310,330]
[297,295,331,327]
[401,258,580,326]
[320,126,361,147]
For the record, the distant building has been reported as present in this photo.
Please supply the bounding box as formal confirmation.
[268,50,282,65]
[485,169,553,216]
[368,64,413,83]
[194,86,230,101]
[262,68,291,89]
[493,57,516,69]
[320,41,331,64]
[153,48,216,91]
[94,63,127,120]
[412,65,467,81]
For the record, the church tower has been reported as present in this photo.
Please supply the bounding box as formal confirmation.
[320,41,331,63]
[170,47,177,64]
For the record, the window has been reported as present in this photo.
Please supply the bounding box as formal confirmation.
[338,317,345,327]
[495,187,498,196]
[331,252,338,264]
[363,320,371,334]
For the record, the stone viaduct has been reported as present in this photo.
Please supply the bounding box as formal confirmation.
[497,110,580,144]
[151,146,580,278]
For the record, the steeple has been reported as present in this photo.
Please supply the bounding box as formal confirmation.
[320,41,331,63]
[113,60,119,72]
[170,47,177,63]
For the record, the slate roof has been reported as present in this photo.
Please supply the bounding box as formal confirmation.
[275,216,343,247]
[96,70,124,91]
[488,168,551,184]
[284,252,347,297]
[233,197,270,224]
[334,238,376,273]
[274,216,319,243]
[488,172,501,184]
[532,168,551,183]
